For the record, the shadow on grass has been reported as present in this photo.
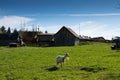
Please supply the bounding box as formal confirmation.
[46,65,107,72]
[80,65,107,73]
[46,66,59,72]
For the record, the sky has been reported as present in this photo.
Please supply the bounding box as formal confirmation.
[0,0,120,40]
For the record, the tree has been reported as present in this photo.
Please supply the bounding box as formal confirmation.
[1,26,6,33]
[7,27,11,34]
[45,30,48,33]
[13,29,18,35]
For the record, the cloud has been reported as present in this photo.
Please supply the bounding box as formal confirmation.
[37,21,120,40]
[0,16,33,29]
[71,21,106,35]
[29,21,114,40]
[70,21,116,40]
[62,13,120,17]
[23,23,62,33]
[1,15,119,40]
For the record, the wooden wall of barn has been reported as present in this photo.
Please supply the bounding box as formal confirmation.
[54,27,79,46]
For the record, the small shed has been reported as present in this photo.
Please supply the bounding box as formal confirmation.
[20,31,40,45]
[91,37,106,42]
[54,26,80,46]
[37,33,55,46]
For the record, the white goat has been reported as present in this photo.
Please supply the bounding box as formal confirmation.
[56,53,70,67]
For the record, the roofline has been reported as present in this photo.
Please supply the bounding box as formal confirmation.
[38,33,55,36]
[55,26,79,38]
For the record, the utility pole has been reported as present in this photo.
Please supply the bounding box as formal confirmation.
[32,24,34,32]
[20,20,22,31]
[38,25,39,32]
[79,24,80,36]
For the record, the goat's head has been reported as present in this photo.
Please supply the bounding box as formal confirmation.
[65,53,70,57]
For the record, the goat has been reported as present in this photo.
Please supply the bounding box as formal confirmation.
[56,53,70,67]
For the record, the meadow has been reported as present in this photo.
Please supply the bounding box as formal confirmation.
[0,42,120,80]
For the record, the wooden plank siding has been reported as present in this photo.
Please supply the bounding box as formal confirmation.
[37,34,55,46]
[54,26,80,46]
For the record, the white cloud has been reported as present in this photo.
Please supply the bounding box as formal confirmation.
[28,21,115,40]
[38,25,62,33]
[70,21,119,40]
[0,16,33,30]
[23,24,62,34]
[62,13,120,17]
[17,20,120,40]
[1,15,119,40]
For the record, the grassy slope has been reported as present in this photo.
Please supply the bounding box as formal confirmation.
[0,42,120,80]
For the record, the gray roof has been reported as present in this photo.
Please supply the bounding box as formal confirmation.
[63,26,79,38]
[56,26,79,38]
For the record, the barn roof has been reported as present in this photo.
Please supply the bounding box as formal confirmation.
[37,33,55,42]
[56,26,79,38]
[66,27,79,38]
[38,33,55,36]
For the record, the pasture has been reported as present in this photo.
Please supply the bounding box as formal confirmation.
[0,42,120,80]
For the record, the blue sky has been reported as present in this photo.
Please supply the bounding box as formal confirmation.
[0,0,120,39]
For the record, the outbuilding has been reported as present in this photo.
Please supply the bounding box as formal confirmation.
[54,26,80,46]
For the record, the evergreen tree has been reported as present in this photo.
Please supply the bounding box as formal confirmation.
[7,27,11,34]
[45,30,48,33]
[13,29,18,35]
[1,26,6,33]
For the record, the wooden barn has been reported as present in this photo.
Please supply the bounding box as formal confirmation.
[20,31,40,45]
[91,37,106,42]
[37,33,55,46]
[54,26,80,46]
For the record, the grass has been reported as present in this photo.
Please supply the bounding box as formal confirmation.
[0,42,120,80]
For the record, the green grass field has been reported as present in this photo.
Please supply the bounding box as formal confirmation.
[0,42,120,80]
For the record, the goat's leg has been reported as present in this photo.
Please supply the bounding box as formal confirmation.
[57,62,59,65]
[61,63,62,68]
